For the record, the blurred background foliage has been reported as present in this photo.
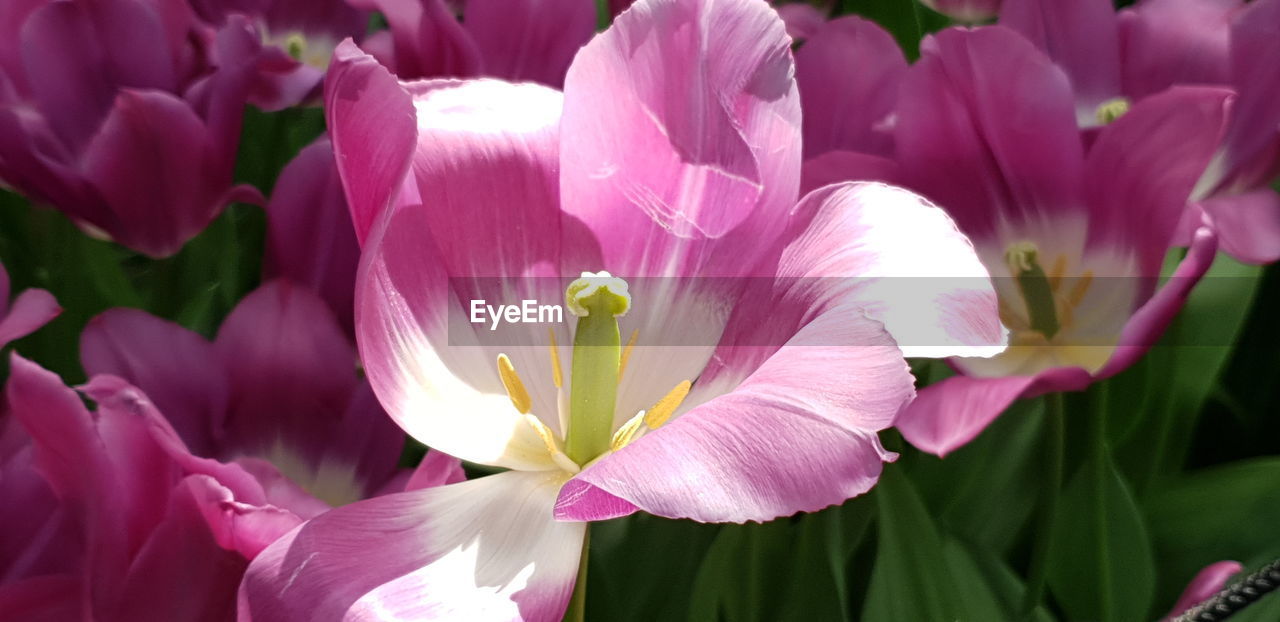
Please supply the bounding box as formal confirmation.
[1,0,1278,620]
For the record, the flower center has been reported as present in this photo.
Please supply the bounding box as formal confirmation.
[1001,242,1093,343]
[1095,97,1131,125]
[493,272,691,469]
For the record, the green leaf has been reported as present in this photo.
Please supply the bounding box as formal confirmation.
[905,397,1046,554]
[862,467,1012,621]
[1143,458,1280,607]
[584,514,720,622]
[839,0,948,60]
[1047,451,1156,622]
[687,497,873,622]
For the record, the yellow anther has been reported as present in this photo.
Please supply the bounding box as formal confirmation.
[1095,97,1131,125]
[644,380,692,429]
[524,414,580,473]
[1068,270,1094,309]
[618,329,639,382]
[496,354,532,414]
[1048,254,1067,290]
[610,411,648,452]
[547,328,563,389]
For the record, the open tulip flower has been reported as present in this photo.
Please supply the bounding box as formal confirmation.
[891,26,1233,456]
[1002,0,1280,264]
[237,0,1006,619]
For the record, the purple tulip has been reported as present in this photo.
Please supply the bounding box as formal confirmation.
[238,0,1006,619]
[0,261,59,349]
[922,0,1002,23]
[264,137,360,331]
[890,26,1231,456]
[1003,0,1280,264]
[1163,561,1243,620]
[0,1,265,258]
[352,0,597,87]
[189,0,369,110]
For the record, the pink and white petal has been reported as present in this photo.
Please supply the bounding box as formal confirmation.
[214,280,359,461]
[1098,226,1218,379]
[80,308,228,456]
[463,0,595,88]
[558,308,912,524]
[799,151,902,196]
[794,16,906,159]
[0,288,60,347]
[896,26,1084,240]
[1163,560,1242,620]
[1117,0,1233,100]
[324,40,417,245]
[895,368,1090,457]
[404,448,467,492]
[1000,0,1122,126]
[357,201,559,471]
[1084,86,1231,273]
[264,136,360,331]
[240,470,584,622]
[559,0,801,278]
[779,183,1005,359]
[1199,190,1280,265]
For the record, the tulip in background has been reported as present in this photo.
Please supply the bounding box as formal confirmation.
[891,26,1230,455]
[239,0,1006,618]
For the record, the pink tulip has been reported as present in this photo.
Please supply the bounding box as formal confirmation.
[189,0,369,110]
[352,0,597,87]
[1002,0,1280,264]
[239,0,1005,619]
[891,26,1231,456]
[0,1,266,258]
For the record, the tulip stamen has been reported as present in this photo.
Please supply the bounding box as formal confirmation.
[643,380,692,429]
[497,354,532,414]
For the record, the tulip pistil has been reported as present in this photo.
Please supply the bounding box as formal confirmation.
[564,272,631,465]
[1005,243,1061,340]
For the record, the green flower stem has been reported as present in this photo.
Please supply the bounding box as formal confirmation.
[1020,392,1065,618]
[563,529,591,622]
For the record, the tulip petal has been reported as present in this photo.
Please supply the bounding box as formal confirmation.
[794,16,906,159]
[895,369,1089,456]
[1098,226,1219,379]
[0,575,81,622]
[265,137,360,330]
[776,3,826,42]
[324,40,417,245]
[1000,0,1122,125]
[80,308,228,456]
[776,183,1005,359]
[799,151,901,195]
[896,26,1084,241]
[1164,560,1242,621]
[1215,0,1280,181]
[1117,0,1233,100]
[347,0,481,80]
[560,0,801,277]
[80,89,226,257]
[214,281,359,462]
[354,80,569,470]
[0,288,60,348]
[1084,86,1232,272]
[240,470,584,622]
[463,0,595,88]
[1200,190,1280,265]
[404,448,468,491]
[558,307,909,523]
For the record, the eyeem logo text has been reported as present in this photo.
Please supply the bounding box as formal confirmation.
[470,300,564,331]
